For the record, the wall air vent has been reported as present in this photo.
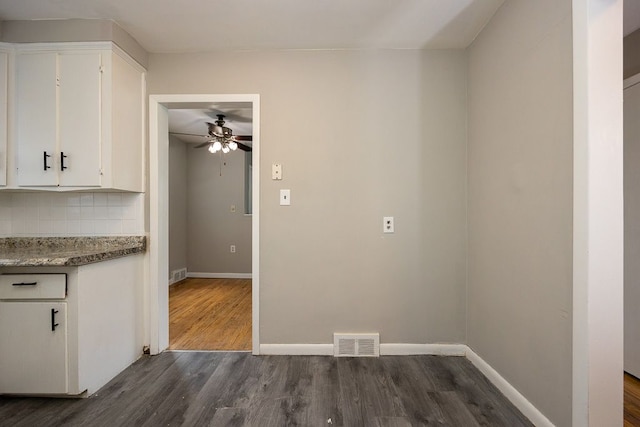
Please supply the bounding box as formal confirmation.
[333,333,380,357]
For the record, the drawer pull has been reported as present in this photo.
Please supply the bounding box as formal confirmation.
[12,282,37,286]
[51,309,59,331]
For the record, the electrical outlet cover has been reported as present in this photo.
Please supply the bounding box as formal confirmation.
[383,216,394,233]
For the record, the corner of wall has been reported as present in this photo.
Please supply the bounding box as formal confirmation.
[465,346,555,427]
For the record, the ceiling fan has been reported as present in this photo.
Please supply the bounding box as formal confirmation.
[171,114,252,152]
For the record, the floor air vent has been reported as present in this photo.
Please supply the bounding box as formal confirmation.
[333,333,380,357]
[170,268,187,284]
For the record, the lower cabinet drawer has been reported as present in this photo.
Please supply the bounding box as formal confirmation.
[0,274,66,300]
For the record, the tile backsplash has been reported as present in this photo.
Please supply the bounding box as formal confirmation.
[0,192,144,237]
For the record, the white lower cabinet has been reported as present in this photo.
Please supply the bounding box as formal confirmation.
[0,255,143,396]
[0,301,68,394]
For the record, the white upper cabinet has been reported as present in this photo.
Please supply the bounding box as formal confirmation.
[0,46,8,187]
[17,53,59,186]
[58,52,102,187]
[14,43,145,191]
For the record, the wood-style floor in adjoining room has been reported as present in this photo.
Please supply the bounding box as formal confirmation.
[626,372,640,426]
[169,278,251,351]
[0,352,534,427]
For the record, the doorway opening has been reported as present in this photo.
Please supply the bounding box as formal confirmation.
[148,94,260,355]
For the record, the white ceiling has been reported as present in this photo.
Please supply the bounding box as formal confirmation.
[0,0,509,142]
[3,0,639,50]
[0,0,505,52]
[3,0,638,142]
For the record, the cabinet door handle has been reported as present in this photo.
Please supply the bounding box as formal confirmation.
[12,282,37,286]
[43,151,51,171]
[51,308,59,331]
[60,152,68,171]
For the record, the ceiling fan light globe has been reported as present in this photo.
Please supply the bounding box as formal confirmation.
[222,145,231,154]
[208,143,216,153]
[228,141,238,151]
[212,141,222,152]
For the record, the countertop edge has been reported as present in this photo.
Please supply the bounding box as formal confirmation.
[0,236,147,267]
[0,246,145,267]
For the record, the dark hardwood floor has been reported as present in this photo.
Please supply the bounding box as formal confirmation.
[0,352,532,427]
[169,278,252,351]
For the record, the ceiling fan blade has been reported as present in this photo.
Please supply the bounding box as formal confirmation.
[169,132,208,138]
[234,135,253,142]
[237,142,252,152]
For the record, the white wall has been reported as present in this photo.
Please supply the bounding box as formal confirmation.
[0,192,144,237]
[624,22,640,381]
[625,79,640,377]
[147,48,468,345]
[572,0,624,424]
[168,134,252,277]
[186,141,251,274]
[168,136,188,277]
[466,1,573,426]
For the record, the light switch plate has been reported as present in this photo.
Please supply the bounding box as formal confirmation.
[272,164,282,180]
[280,189,291,206]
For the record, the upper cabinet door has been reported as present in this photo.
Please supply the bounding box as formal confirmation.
[16,53,58,186]
[109,52,144,191]
[58,52,102,187]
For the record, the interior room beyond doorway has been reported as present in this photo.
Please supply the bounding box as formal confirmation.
[167,101,254,352]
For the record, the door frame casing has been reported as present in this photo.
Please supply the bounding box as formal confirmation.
[148,94,260,354]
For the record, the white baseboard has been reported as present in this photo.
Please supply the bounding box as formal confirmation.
[259,344,333,355]
[259,343,466,357]
[187,272,252,279]
[465,347,554,427]
[380,343,466,356]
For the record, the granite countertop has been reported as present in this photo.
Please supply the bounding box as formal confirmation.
[0,236,146,267]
